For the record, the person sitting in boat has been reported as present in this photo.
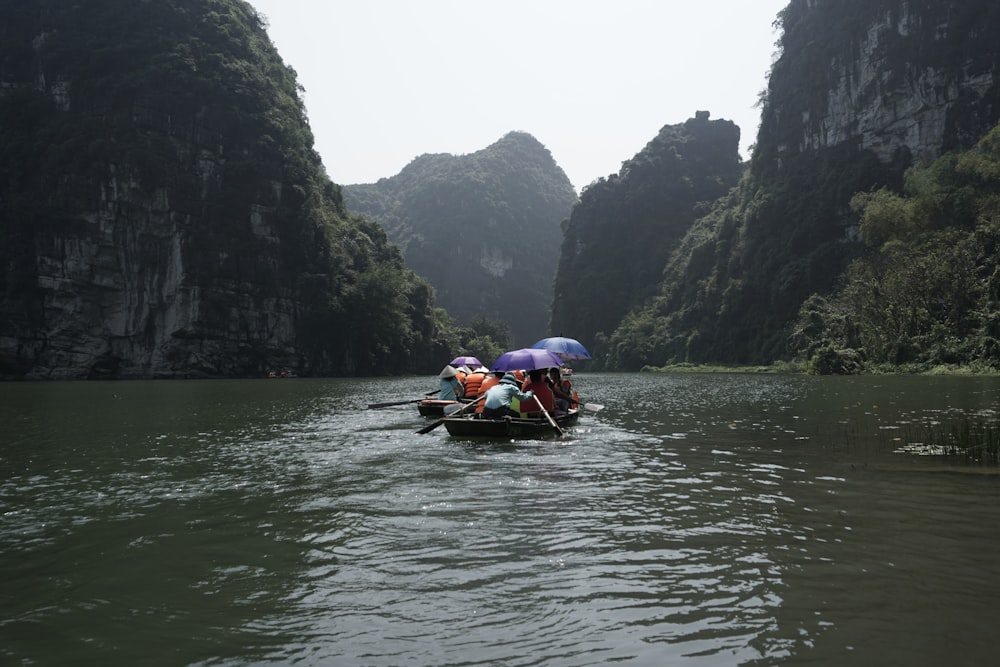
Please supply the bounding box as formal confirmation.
[438,365,465,401]
[481,373,534,419]
[474,371,504,414]
[548,367,575,413]
[520,369,555,416]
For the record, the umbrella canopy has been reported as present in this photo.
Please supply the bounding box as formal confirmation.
[449,356,483,368]
[531,336,592,360]
[490,348,565,372]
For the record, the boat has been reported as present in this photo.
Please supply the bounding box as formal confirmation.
[441,409,580,439]
[417,399,459,417]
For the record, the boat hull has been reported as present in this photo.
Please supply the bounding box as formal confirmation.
[418,399,461,417]
[442,409,580,439]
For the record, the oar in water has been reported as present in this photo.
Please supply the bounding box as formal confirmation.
[534,396,564,437]
[416,396,485,434]
[521,396,565,438]
[367,390,437,409]
[578,402,604,412]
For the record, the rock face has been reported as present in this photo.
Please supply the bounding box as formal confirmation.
[6,173,301,379]
[759,0,1000,169]
[0,0,439,379]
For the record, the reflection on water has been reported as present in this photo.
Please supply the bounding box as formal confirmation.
[2,374,1000,666]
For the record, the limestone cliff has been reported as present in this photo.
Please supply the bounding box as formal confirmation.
[0,0,441,379]
[549,113,743,350]
[758,0,1000,170]
[596,0,1000,368]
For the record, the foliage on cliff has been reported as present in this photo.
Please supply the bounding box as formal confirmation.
[548,113,742,356]
[342,132,578,348]
[790,122,1000,373]
[0,0,448,378]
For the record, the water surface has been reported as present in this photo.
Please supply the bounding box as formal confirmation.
[2,373,999,665]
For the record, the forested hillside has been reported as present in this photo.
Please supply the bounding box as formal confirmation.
[589,0,1000,371]
[791,122,1000,373]
[343,132,577,347]
[0,0,448,378]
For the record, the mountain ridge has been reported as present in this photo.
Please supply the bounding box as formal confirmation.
[343,131,578,347]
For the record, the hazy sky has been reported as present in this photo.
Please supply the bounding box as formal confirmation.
[248,0,788,192]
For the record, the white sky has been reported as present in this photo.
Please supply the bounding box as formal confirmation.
[248,0,788,192]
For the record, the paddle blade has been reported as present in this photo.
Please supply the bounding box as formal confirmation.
[581,403,604,412]
[416,418,445,434]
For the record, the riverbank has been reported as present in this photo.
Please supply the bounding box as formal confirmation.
[644,361,1000,376]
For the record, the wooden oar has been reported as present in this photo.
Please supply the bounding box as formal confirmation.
[542,408,564,438]
[578,402,604,412]
[533,396,564,437]
[416,395,485,434]
[367,398,424,409]
[367,390,437,409]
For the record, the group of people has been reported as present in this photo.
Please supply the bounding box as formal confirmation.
[438,364,577,419]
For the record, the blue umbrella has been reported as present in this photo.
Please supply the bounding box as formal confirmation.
[490,348,565,372]
[531,336,592,360]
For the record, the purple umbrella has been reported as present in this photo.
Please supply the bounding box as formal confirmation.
[449,356,484,368]
[531,336,592,360]
[489,348,565,372]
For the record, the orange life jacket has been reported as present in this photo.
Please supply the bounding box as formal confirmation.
[463,372,486,398]
[475,375,502,413]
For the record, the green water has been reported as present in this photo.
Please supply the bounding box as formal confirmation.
[2,373,999,666]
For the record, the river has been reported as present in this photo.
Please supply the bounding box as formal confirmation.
[2,372,999,666]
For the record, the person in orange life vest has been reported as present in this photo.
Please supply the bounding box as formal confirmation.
[521,369,555,415]
[475,372,504,413]
[548,367,574,413]
[462,367,488,398]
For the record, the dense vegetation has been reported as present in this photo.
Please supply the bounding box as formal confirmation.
[343,132,578,348]
[0,0,462,377]
[550,113,742,353]
[791,122,1000,373]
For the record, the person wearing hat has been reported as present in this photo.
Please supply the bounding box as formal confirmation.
[480,373,534,419]
[438,365,465,401]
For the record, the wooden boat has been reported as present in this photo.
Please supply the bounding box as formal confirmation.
[418,398,476,417]
[418,399,458,417]
[441,409,580,439]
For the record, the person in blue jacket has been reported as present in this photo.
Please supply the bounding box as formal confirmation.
[438,365,464,401]
[481,373,534,419]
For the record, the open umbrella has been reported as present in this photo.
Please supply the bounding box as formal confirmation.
[531,336,592,360]
[490,348,565,372]
[449,356,483,368]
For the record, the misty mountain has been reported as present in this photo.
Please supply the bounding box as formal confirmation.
[343,132,578,347]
